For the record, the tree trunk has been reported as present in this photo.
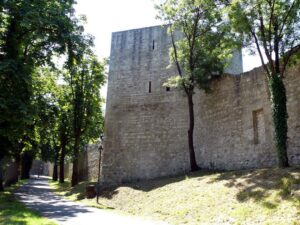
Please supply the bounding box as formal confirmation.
[0,137,10,191]
[187,93,199,171]
[268,74,289,167]
[20,152,33,179]
[59,141,66,183]
[52,148,59,181]
[71,136,80,186]
[52,163,58,181]
[0,157,4,192]
[10,154,21,184]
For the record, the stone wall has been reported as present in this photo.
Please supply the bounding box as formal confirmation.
[194,67,275,170]
[101,25,247,185]
[194,65,300,169]
[3,161,18,186]
[86,143,101,182]
[101,25,300,186]
[47,143,100,182]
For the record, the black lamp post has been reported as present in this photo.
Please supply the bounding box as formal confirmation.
[96,134,104,204]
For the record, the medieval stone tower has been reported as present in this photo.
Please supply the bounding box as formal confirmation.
[100,25,300,186]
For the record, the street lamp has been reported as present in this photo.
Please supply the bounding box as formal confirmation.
[96,134,104,204]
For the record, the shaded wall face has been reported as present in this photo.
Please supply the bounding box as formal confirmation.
[101,25,299,185]
[285,65,300,164]
[194,66,300,169]
[4,162,18,186]
[194,68,276,170]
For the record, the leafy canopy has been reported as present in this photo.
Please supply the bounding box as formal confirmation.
[228,0,300,77]
[156,0,235,92]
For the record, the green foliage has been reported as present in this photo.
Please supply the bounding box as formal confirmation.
[227,0,300,75]
[279,176,293,197]
[31,67,61,162]
[0,0,106,186]
[156,0,235,170]
[63,27,106,185]
[0,0,77,164]
[268,74,289,167]
[65,49,106,146]
[156,0,235,93]
[228,0,300,167]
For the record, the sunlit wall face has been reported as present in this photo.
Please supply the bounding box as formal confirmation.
[75,0,262,104]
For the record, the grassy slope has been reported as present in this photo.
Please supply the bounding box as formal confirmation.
[51,168,300,225]
[0,180,56,225]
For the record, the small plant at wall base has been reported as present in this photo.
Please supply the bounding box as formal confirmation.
[228,0,300,167]
[155,0,234,171]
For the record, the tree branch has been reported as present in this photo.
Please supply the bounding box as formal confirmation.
[278,0,298,38]
[169,25,189,93]
[281,43,300,76]
[257,3,274,73]
[251,29,271,78]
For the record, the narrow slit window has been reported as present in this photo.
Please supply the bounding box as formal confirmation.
[166,86,170,92]
[152,40,155,50]
[148,81,151,93]
[253,108,265,144]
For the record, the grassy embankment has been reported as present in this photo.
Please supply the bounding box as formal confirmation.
[0,180,56,225]
[51,167,300,225]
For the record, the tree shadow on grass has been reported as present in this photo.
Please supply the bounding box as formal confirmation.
[208,167,300,210]
[100,189,119,200]
[98,170,217,199]
[53,180,98,201]
[1,187,55,225]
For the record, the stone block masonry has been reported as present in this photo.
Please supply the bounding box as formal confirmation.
[101,25,300,186]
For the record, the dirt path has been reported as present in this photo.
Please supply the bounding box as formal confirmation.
[14,177,168,225]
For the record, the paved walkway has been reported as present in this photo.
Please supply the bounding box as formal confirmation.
[14,177,168,225]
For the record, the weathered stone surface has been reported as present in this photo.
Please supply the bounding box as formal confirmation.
[101,25,300,186]
[86,143,101,182]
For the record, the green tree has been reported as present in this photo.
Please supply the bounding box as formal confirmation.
[66,35,106,186]
[228,0,300,167]
[56,80,72,183]
[32,67,73,182]
[58,109,72,183]
[32,67,61,181]
[0,0,77,188]
[0,136,12,191]
[156,0,234,171]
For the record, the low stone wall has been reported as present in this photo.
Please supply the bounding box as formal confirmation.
[45,143,101,182]
[3,161,18,186]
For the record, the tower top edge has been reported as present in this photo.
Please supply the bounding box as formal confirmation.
[112,24,169,35]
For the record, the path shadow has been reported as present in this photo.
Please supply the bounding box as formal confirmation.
[14,177,95,222]
[49,178,98,201]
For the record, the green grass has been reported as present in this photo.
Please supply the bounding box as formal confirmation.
[52,168,300,225]
[49,179,87,201]
[49,180,113,210]
[0,180,57,225]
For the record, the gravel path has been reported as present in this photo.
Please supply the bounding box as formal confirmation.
[14,177,168,225]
